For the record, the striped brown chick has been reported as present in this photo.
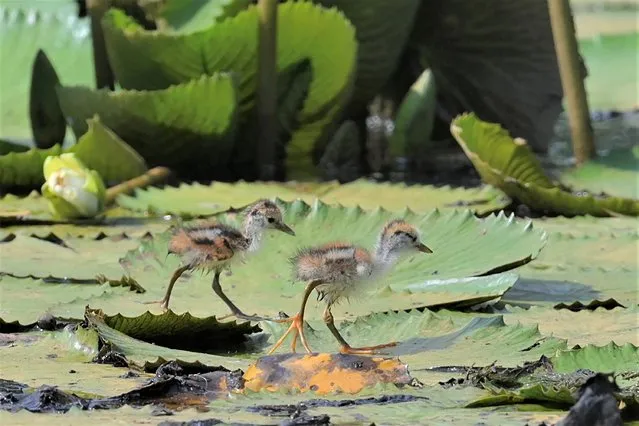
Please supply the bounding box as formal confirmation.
[145,199,295,322]
[268,219,433,355]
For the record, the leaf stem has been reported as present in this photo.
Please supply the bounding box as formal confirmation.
[105,166,171,204]
[547,0,596,165]
[256,0,279,180]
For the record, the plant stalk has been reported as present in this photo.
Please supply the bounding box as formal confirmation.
[256,0,279,180]
[105,166,171,204]
[547,0,595,165]
[87,0,115,90]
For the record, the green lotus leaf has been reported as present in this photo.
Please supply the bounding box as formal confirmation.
[115,181,333,217]
[29,49,66,148]
[0,331,152,398]
[0,218,169,240]
[0,116,148,188]
[388,68,437,159]
[97,309,259,354]
[85,307,249,370]
[312,0,421,110]
[506,221,639,306]
[263,312,566,370]
[100,3,357,176]
[0,234,140,280]
[552,342,639,374]
[115,180,509,217]
[410,0,571,152]
[57,74,238,178]
[450,112,639,216]
[560,146,639,200]
[0,4,93,142]
[502,306,639,348]
[118,200,545,320]
[318,181,509,215]
[142,0,252,32]
[0,275,142,325]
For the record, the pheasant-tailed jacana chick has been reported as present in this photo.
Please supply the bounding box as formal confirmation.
[146,199,295,321]
[267,219,432,355]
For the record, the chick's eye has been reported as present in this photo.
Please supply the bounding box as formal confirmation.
[267,217,275,223]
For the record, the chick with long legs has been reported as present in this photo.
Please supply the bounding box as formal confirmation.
[145,199,295,322]
[267,219,433,355]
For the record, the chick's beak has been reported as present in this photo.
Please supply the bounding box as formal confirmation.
[274,222,296,236]
[416,242,433,253]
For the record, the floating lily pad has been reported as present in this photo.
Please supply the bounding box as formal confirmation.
[115,180,509,217]
[502,306,639,347]
[451,112,639,216]
[119,200,545,320]
[0,234,140,280]
[0,330,150,398]
[85,308,248,370]
[99,310,259,354]
[115,181,333,217]
[264,311,567,372]
[552,342,639,374]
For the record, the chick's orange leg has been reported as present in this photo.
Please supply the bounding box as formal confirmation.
[323,306,397,355]
[266,280,323,354]
[143,264,190,311]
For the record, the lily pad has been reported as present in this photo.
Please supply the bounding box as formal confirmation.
[560,146,639,200]
[265,311,567,372]
[0,4,93,142]
[115,180,510,217]
[120,200,545,320]
[57,73,238,179]
[502,306,639,347]
[98,310,259,354]
[0,330,151,397]
[450,112,639,216]
[85,308,248,370]
[0,276,140,325]
[0,116,148,188]
[100,3,357,176]
[0,234,140,280]
[552,342,639,374]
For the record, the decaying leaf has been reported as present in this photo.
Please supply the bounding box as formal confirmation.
[243,353,417,394]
